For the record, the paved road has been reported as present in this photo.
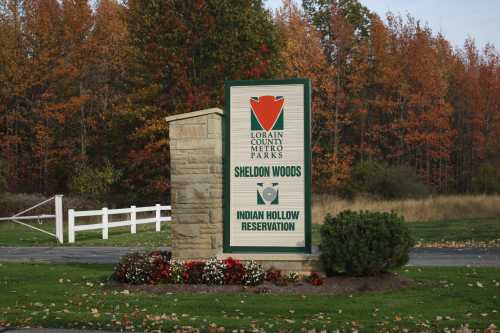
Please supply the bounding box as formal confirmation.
[0,246,171,264]
[0,246,499,267]
[409,247,500,267]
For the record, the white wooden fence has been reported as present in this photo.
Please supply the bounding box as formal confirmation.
[0,195,64,244]
[68,204,171,243]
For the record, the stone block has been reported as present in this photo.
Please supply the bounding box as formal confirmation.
[209,183,223,190]
[172,240,211,250]
[174,202,222,210]
[170,150,190,162]
[171,224,200,238]
[187,149,221,163]
[172,161,208,171]
[208,131,222,139]
[174,213,209,224]
[175,183,209,203]
[170,123,207,139]
[209,189,223,199]
[254,259,322,272]
[207,113,222,120]
[213,141,223,157]
[209,208,223,224]
[209,163,223,174]
[172,174,213,186]
[172,238,212,248]
[172,165,209,175]
[208,117,221,131]
[210,232,222,250]
[172,249,219,260]
[173,116,207,126]
[170,138,219,150]
[200,224,219,234]
[171,207,209,215]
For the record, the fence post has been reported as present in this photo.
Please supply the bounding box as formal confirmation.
[155,204,161,232]
[68,209,75,243]
[102,208,109,240]
[54,195,64,244]
[130,205,136,234]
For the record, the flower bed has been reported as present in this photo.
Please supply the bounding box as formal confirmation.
[111,251,323,287]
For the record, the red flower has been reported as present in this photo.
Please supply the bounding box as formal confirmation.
[307,272,324,286]
[223,257,246,284]
[182,261,205,284]
[265,267,282,282]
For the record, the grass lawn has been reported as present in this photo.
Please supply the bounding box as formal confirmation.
[0,220,171,247]
[2,217,500,248]
[311,217,500,247]
[407,218,500,243]
[0,263,499,332]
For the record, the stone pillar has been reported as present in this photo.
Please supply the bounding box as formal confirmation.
[165,108,223,260]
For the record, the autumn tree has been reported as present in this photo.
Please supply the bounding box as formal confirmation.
[302,0,371,160]
[119,0,282,200]
[450,40,500,192]
[0,0,27,191]
[302,1,458,193]
[1,0,499,198]
[276,0,350,191]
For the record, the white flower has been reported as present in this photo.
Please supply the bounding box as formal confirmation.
[242,261,264,286]
[203,257,226,285]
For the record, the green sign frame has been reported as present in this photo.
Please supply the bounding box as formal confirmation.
[223,78,312,253]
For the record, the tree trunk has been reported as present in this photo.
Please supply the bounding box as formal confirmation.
[333,70,340,157]
[80,82,87,159]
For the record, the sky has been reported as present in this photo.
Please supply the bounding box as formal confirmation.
[264,0,500,49]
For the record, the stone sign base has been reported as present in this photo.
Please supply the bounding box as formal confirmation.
[218,246,322,273]
[165,108,224,260]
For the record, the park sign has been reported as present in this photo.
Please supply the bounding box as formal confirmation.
[224,79,311,253]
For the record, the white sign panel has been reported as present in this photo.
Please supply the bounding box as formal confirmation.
[224,79,311,253]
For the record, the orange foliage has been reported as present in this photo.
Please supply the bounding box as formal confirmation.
[0,0,499,198]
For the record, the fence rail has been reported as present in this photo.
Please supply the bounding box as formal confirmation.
[68,204,171,243]
[0,195,64,244]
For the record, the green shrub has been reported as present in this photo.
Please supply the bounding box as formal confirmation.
[343,160,430,199]
[69,161,121,200]
[319,210,414,276]
[0,159,6,193]
[378,164,431,199]
[472,163,500,194]
[342,160,385,197]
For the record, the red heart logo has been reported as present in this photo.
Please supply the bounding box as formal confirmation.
[250,96,284,131]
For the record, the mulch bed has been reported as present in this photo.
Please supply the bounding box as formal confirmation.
[107,272,414,295]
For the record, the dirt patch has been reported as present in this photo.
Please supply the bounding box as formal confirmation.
[106,272,414,295]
